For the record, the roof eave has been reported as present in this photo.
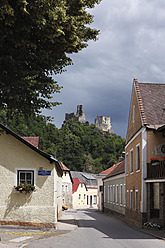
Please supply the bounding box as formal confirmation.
[0,123,63,175]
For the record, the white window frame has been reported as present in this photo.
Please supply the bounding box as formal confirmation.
[108,185,110,203]
[126,153,128,175]
[116,185,119,205]
[136,144,140,172]
[120,184,123,206]
[113,185,115,204]
[130,190,133,209]
[93,195,97,204]
[135,190,138,211]
[130,149,133,174]
[123,184,126,207]
[65,185,68,192]
[127,190,129,208]
[15,168,36,186]
[79,194,81,200]
[110,185,113,203]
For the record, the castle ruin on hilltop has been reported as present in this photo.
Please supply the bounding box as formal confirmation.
[95,116,114,133]
[65,105,86,124]
[65,105,114,133]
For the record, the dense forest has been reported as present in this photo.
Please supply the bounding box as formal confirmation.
[0,113,125,173]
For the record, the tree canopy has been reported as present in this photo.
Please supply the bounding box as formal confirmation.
[0,0,101,117]
[0,112,125,173]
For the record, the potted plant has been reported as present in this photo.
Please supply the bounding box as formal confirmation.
[150,158,160,166]
[14,182,36,193]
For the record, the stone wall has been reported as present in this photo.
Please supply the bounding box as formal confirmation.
[65,105,85,124]
[95,116,114,133]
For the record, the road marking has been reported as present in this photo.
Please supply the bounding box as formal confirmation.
[10,236,33,242]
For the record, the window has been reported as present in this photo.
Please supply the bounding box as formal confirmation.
[84,194,86,200]
[62,198,65,204]
[81,183,83,188]
[16,168,35,185]
[133,104,135,123]
[116,185,119,205]
[130,190,133,209]
[99,186,103,192]
[127,190,129,208]
[93,195,97,204]
[108,185,110,203]
[136,144,140,171]
[123,184,126,206]
[120,184,123,205]
[65,185,68,192]
[150,183,160,218]
[113,185,115,204]
[126,153,128,175]
[135,190,138,211]
[104,186,106,202]
[110,185,113,203]
[130,149,133,173]
[79,194,81,200]
[62,185,64,192]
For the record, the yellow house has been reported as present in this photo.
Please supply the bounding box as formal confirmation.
[125,79,165,228]
[0,123,63,228]
[72,178,88,209]
[71,171,98,208]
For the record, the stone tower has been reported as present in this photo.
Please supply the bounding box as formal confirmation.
[76,105,85,124]
[65,105,85,124]
[95,116,114,133]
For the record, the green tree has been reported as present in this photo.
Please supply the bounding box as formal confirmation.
[0,0,101,117]
[0,112,125,173]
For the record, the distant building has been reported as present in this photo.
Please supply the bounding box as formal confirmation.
[65,105,85,124]
[72,178,88,209]
[71,171,98,208]
[95,116,114,133]
[103,160,125,217]
[64,105,114,133]
[60,161,73,209]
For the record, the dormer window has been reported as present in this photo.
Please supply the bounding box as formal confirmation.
[133,104,135,123]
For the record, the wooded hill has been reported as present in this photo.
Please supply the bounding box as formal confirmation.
[0,113,125,173]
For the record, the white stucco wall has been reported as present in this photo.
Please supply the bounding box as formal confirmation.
[72,183,88,209]
[0,129,61,226]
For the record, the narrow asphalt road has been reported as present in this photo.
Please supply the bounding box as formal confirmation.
[27,209,165,248]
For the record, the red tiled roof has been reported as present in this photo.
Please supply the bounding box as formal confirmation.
[72,178,87,194]
[22,137,39,149]
[104,160,125,179]
[134,79,165,126]
[99,163,119,176]
[59,161,70,171]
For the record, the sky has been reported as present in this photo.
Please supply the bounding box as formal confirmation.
[44,0,165,138]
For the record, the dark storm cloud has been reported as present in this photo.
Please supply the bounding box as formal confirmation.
[44,0,165,138]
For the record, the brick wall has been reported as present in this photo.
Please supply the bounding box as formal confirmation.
[125,208,147,228]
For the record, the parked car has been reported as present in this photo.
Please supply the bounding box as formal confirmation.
[62,204,68,211]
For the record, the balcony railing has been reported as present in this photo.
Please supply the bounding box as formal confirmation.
[147,160,165,179]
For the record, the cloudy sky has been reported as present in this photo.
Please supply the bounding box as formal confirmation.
[44,0,165,138]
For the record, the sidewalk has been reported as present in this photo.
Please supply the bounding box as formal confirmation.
[0,211,78,248]
[101,210,165,240]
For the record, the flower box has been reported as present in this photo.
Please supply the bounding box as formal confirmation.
[14,183,36,193]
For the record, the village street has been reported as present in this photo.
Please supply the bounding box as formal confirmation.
[26,209,165,248]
